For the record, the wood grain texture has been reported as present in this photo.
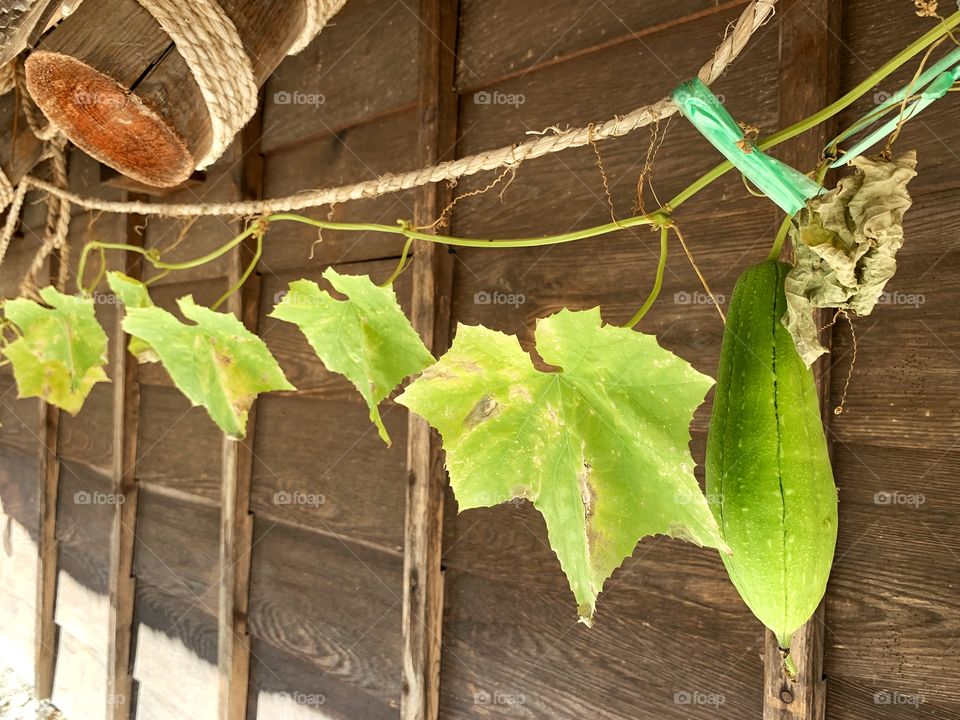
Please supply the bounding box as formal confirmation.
[259,110,419,270]
[132,485,221,615]
[132,581,219,719]
[105,205,145,720]
[455,0,740,91]
[765,1,841,718]
[217,109,264,720]
[402,1,458,718]
[823,442,960,716]
[260,0,419,154]
[27,0,307,186]
[246,519,404,716]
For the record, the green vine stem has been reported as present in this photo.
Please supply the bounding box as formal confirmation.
[624,225,669,328]
[65,11,959,312]
[668,10,960,210]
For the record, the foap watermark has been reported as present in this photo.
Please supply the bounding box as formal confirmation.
[474,289,525,307]
[473,689,526,707]
[874,491,925,508]
[73,89,127,110]
[873,89,893,105]
[674,690,725,707]
[874,690,925,707]
[276,691,326,708]
[877,290,925,308]
[75,491,125,506]
[473,90,525,108]
[273,90,326,109]
[273,490,326,507]
[675,492,723,506]
[674,290,725,306]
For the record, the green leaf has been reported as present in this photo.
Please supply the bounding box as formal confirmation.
[107,272,156,360]
[107,272,294,438]
[2,287,109,414]
[397,308,726,623]
[269,269,434,445]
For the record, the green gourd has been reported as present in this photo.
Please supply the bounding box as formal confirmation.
[706,260,838,663]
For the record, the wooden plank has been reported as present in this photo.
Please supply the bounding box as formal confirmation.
[246,521,404,715]
[260,0,419,154]
[765,1,841,718]
[455,0,739,91]
[132,486,220,613]
[438,567,761,719]
[401,1,458,718]
[34,242,66,697]
[105,202,146,720]
[218,106,266,720]
[259,109,419,270]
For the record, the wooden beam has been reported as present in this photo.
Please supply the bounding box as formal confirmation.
[34,399,60,698]
[105,200,146,720]
[217,104,265,720]
[401,1,458,719]
[34,248,66,698]
[766,1,841,718]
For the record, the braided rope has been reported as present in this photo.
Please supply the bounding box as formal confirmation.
[12,0,778,219]
[20,136,70,294]
[288,0,349,55]
[136,0,258,169]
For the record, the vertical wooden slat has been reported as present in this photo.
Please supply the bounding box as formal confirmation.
[401,1,458,718]
[766,1,841,718]
[34,399,60,698]
[105,201,146,719]
[34,240,68,698]
[217,106,265,720]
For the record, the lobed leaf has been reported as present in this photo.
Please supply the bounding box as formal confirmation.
[269,269,435,445]
[397,308,726,623]
[2,286,109,414]
[108,272,293,438]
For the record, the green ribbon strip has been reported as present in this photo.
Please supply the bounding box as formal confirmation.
[673,78,823,215]
[827,46,960,167]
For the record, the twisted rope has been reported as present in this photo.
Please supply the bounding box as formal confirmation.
[136,0,259,169]
[288,0,349,55]
[9,0,778,220]
[21,134,70,294]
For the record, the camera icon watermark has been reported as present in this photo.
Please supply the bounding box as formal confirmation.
[74,491,125,506]
[674,290,725,306]
[473,90,526,108]
[877,290,925,308]
[673,690,725,707]
[273,90,326,109]
[276,691,326,708]
[473,689,526,707]
[473,289,525,307]
[874,690,924,707]
[273,490,326,507]
[874,491,925,508]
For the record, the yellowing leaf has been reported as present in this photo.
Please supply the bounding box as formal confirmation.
[269,269,434,445]
[397,308,726,623]
[2,287,109,414]
[107,272,293,438]
[785,151,917,365]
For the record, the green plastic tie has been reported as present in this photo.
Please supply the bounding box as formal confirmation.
[672,78,823,215]
[828,46,960,167]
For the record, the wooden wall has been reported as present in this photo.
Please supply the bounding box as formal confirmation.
[0,1,957,719]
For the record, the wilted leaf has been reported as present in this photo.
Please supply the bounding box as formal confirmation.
[108,272,293,438]
[784,151,918,365]
[397,308,726,623]
[2,286,109,414]
[269,269,434,445]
